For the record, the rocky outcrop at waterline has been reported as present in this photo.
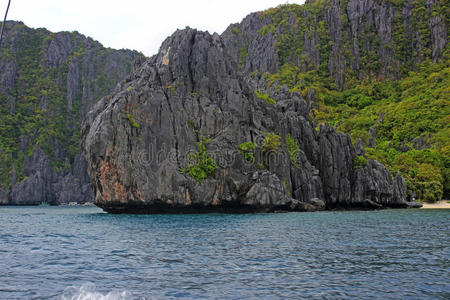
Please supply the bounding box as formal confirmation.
[82,28,412,213]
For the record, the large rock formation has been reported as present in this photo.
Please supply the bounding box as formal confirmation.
[3,0,446,207]
[83,28,410,213]
[0,21,143,205]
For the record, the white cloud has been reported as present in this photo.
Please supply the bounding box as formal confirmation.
[5,0,304,56]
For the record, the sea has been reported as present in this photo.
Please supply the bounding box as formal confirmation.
[0,206,449,299]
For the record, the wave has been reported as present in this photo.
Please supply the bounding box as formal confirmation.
[61,283,133,300]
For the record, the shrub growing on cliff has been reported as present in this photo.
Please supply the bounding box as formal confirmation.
[187,119,195,130]
[238,46,249,69]
[254,90,276,105]
[262,132,282,153]
[354,155,368,169]
[285,134,300,167]
[238,141,257,163]
[258,24,276,36]
[182,138,218,183]
[126,114,139,128]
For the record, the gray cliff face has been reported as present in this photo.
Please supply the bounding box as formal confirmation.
[8,150,92,205]
[427,0,448,62]
[222,0,447,88]
[0,21,143,205]
[222,13,279,75]
[327,0,346,88]
[83,28,408,213]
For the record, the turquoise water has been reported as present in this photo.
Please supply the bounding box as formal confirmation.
[0,207,449,299]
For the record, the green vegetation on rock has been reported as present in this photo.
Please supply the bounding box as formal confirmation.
[354,156,368,169]
[126,114,139,128]
[187,119,195,130]
[238,141,257,163]
[182,138,218,183]
[285,134,300,167]
[255,90,276,105]
[262,132,282,153]
[238,45,249,69]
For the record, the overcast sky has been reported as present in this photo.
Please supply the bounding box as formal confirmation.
[5,0,304,56]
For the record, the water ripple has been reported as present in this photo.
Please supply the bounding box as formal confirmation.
[0,207,449,299]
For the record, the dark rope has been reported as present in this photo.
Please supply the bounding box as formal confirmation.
[0,0,12,47]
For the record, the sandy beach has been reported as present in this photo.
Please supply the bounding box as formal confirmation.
[421,200,450,209]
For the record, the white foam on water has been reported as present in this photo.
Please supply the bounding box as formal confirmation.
[61,283,134,300]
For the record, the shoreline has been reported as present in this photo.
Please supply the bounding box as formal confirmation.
[420,200,450,209]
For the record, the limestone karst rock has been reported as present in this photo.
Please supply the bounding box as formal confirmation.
[83,28,409,213]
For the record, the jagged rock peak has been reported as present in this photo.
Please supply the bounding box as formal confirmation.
[151,28,241,96]
[83,27,409,214]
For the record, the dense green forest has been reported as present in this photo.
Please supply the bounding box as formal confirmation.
[248,0,449,201]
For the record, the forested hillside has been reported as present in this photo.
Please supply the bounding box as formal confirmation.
[0,21,143,204]
[222,0,448,201]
